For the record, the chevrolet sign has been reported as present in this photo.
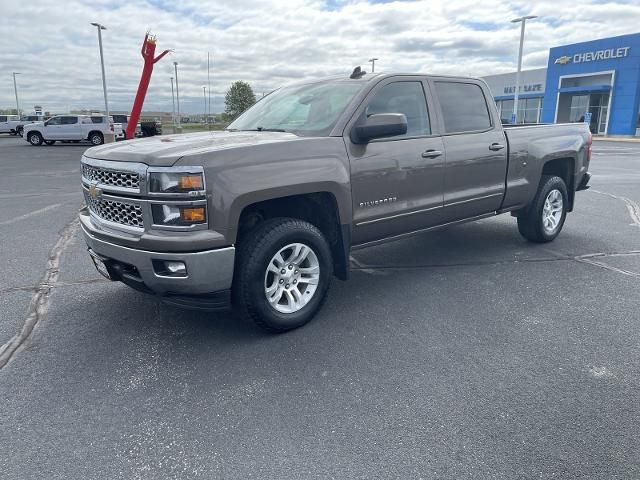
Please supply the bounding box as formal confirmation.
[555,47,630,66]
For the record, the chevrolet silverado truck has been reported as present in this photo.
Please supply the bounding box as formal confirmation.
[79,72,592,332]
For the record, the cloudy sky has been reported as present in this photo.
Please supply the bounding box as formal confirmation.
[1,0,639,115]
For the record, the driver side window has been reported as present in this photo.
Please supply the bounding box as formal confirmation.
[365,81,431,139]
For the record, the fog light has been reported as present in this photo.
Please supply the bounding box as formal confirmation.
[165,261,187,275]
[153,260,187,277]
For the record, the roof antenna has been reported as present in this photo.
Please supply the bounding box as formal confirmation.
[350,66,366,79]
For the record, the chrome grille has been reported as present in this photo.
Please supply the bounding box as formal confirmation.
[81,164,140,190]
[84,191,144,229]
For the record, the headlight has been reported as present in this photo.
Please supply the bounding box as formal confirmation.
[152,204,206,226]
[149,172,204,194]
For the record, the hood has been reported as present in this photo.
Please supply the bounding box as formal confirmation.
[83,130,301,166]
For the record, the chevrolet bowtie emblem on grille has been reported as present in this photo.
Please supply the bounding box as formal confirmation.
[554,55,572,65]
[89,183,103,199]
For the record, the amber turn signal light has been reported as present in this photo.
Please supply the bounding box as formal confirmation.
[178,174,204,190]
[180,207,206,223]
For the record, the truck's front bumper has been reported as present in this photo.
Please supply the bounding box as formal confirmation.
[81,218,235,310]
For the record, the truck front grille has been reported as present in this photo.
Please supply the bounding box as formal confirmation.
[81,164,140,190]
[84,191,144,229]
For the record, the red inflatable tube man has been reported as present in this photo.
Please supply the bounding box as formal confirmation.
[126,33,170,139]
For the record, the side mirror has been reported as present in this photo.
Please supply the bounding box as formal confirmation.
[351,113,407,144]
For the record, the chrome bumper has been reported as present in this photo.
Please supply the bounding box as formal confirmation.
[81,223,235,295]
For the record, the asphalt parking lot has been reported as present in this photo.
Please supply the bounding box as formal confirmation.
[1,134,639,479]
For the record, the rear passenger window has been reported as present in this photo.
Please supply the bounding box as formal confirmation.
[435,82,492,133]
[365,81,431,138]
[61,116,78,125]
[0,116,6,122]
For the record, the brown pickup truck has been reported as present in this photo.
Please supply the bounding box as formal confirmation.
[79,71,592,332]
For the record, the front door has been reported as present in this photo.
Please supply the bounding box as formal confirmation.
[345,78,445,245]
[431,80,508,220]
[43,116,63,139]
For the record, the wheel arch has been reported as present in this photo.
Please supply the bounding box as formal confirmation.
[234,190,351,280]
[540,156,576,211]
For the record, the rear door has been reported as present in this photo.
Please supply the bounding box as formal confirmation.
[431,80,508,220]
[345,77,446,245]
[0,116,8,133]
[60,116,81,139]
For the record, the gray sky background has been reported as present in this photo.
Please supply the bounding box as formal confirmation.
[1,0,639,114]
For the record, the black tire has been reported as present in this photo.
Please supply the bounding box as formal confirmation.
[16,126,23,136]
[10,130,17,136]
[28,131,43,146]
[233,218,333,333]
[89,132,104,145]
[517,175,568,243]
[43,140,56,145]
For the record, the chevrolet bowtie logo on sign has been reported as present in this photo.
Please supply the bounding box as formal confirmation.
[554,55,572,65]
[89,183,103,199]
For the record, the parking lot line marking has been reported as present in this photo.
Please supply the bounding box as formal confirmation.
[0,204,62,226]
[590,190,640,227]
[0,218,79,370]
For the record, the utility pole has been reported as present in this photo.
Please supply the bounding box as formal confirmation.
[368,57,379,73]
[511,15,537,124]
[12,72,20,116]
[170,76,176,128]
[202,86,207,123]
[90,22,109,120]
[207,52,212,129]
[173,61,180,129]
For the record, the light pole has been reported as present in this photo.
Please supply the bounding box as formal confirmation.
[12,72,20,116]
[202,86,207,123]
[368,57,379,73]
[170,76,176,127]
[173,61,180,128]
[90,22,109,121]
[511,15,537,124]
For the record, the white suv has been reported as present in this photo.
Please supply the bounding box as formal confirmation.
[0,115,22,135]
[23,115,114,146]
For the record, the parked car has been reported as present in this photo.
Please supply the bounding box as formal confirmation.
[112,114,143,139]
[23,114,114,146]
[79,72,592,332]
[15,115,44,136]
[113,123,125,141]
[140,120,162,137]
[0,115,22,135]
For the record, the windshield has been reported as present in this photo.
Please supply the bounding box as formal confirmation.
[227,81,364,136]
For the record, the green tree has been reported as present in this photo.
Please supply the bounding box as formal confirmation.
[223,81,256,121]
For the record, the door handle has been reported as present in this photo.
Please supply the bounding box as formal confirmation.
[421,149,443,158]
[489,143,505,151]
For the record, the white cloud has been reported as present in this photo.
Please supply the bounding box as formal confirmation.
[1,0,639,114]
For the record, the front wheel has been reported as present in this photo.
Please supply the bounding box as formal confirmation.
[28,132,43,146]
[233,218,333,333]
[517,175,568,243]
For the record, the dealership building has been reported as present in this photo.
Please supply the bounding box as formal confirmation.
[483,32,640,136]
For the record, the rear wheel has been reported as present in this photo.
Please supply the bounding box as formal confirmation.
[233,218,332,333]
[28,132,43,146]
[517,175,568,243]
[16,126,23,136]
[89,132,104,145]
[43,140,56,145]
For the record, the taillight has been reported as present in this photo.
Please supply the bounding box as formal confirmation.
[587,131,592,162]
